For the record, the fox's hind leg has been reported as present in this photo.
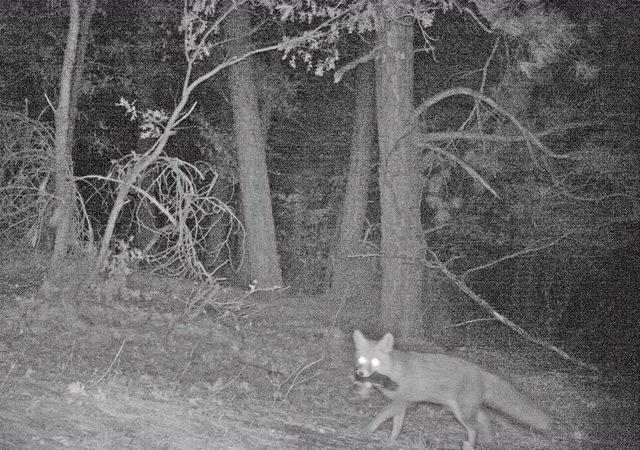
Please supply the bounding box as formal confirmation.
[448,398,482,448]
[476,409,493,446]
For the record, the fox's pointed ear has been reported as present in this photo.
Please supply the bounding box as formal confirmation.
[379,333,394,352]
[353,329,366,347]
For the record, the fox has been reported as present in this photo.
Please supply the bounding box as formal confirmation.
[353,329,551,449]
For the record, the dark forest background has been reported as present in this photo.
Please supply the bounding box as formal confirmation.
[1,1,638,373]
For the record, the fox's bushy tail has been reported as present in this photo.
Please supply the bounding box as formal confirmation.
[483,372,551,431]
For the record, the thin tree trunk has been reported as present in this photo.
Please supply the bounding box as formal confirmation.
[51,0,81,266]
[225,7,283,288]
[330,60,376,298]
[67,0,96,150]
[375,0,423,339]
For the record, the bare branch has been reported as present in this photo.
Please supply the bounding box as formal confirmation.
[77,173,177,227]
[426,248,599,372]
[412,86,561,183]
[333,45,381,83]
[460,6,494,34]
[462,233,571,280]
[420,142,500,199]
[413,120,605,146]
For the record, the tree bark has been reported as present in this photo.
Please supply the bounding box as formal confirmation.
[225,7,283,288]
[330,60,376,299]
[375,0,423,338]
[67,0,96,151]
[51,0,81,266]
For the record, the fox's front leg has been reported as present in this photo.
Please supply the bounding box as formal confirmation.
[365,400,408,439]
[390,409,406,439]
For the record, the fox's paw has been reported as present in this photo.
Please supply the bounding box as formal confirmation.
[462,440,474,450]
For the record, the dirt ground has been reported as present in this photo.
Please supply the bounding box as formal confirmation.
[0,250,637,449]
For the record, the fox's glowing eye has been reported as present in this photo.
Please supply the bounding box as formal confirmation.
[371,358,380,367]
[357,356,367,365]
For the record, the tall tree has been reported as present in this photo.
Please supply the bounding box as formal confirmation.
[375,0,423,338]
[91,0,367,275]
[330,60,376,299]
[51,0,81,266]
[50,0,95,266]
[66,0,96,159]
[225,6,283,288]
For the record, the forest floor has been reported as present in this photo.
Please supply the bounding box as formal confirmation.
[0,246,637,449]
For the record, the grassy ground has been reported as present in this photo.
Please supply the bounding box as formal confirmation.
[0,248,637,449]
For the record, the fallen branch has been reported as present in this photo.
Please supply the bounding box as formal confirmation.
[91,338,127,386]
[427,248,599,372]
[462,233,571,280]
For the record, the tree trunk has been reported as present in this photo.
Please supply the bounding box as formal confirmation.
[225,7,283,288]
[51,0,81,267]
[330,60,376,299]
[67,0,96,152]
[375,0,423,339]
